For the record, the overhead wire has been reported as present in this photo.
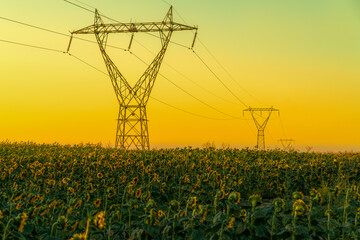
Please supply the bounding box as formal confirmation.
[62,0,245,119]
[68,51,243,121]
[0,34,237,121]
[161,0,290,149]
[0,38,65,53]
[197,38,265,106]
[162,3,264,106]
[0,15,127,51]
[192,50,248,108]
[129,51,242,119]
[0,8,246,121]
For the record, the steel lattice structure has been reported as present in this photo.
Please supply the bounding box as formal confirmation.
[69,7,197,150]
[278,139,295,151]
[244,107,279,150]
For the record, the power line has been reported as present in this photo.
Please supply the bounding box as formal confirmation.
[0,16,243,122]
[197,38,265,105]
[0,15,127,51]
[71,50,241,121]
[163,61,238,105]
[193,50,248,108]
[150,96,239,121]
[63,0,94,14]
[161,3,264,106]
[129,51,242,119]
[0,38,65,53]
[63,0,193,50]
[63,0,247,119]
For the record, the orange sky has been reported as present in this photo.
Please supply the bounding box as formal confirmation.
[1,0,360,152]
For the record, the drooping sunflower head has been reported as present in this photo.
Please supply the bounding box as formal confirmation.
[215,190,225,200]
[106,187,115,198]
[248,194,262,209]
[292,191,304,201]
[187,196,197,208]
[93,211,106,229]
[141,191,151,201]
[94,198,101,208]
[292,199,308,216]
[309,189,322,204]
[146,199,156,209]
[272,198,284,213]
[169,200,180,211]
[227,217,235,229]
[192,204,205,217]
[135,188,141,199]
[228,191,241,205]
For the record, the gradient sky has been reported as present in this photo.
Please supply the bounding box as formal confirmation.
[1,0,360,151]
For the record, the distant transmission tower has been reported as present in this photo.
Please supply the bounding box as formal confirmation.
[278,139,295,151]
[68,7,197,150]
[244,107,279,150]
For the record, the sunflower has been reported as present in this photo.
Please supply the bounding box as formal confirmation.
[135,188,141,199]
[94,198,101,208]
[70,233,87,240]
[158,210,166,219]
[132,177,139,185]
[18,212,28,233]
[227,217,235,229]
[240,209,247,222]
[94,211,106,229]
[70,221,79,233]
[16,202,23,210]
[66,207,73,214]
[293,199,308,216]
[74,199,82,209]
[199,208,208,223]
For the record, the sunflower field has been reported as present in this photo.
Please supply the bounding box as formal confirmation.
[0,142,359,239]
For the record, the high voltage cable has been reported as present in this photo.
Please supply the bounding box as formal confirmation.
[197,38,265,105]
[0,14,243,121]
[0,16,127,51]
[193,50,248,108]
[159,2,264,106]
[0,36,236,121]
[63,0,194,50]
[68,51,241,121]
[163,61,238,105]
[129,51,242,119]
[0,39,65,53]
[61,0,244,119]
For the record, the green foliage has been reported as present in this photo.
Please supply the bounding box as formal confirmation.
[0,142,359,239]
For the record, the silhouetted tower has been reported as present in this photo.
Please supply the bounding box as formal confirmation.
[278,139,295,151]
[69,7,197,150]
[244,107,279,150]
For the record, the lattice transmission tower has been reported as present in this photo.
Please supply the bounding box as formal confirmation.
[244,107,279,150]
[278,139,295,151]
[68,7,197,150]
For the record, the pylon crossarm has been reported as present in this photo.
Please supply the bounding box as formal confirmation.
[69,6,196,150]
[72,22,197,35]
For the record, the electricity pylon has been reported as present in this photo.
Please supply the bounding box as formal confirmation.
[278,139,295,151]
[244,107,279,151]
[68,7,197,150]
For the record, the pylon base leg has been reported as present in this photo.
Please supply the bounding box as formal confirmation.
[115,105,149,150]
